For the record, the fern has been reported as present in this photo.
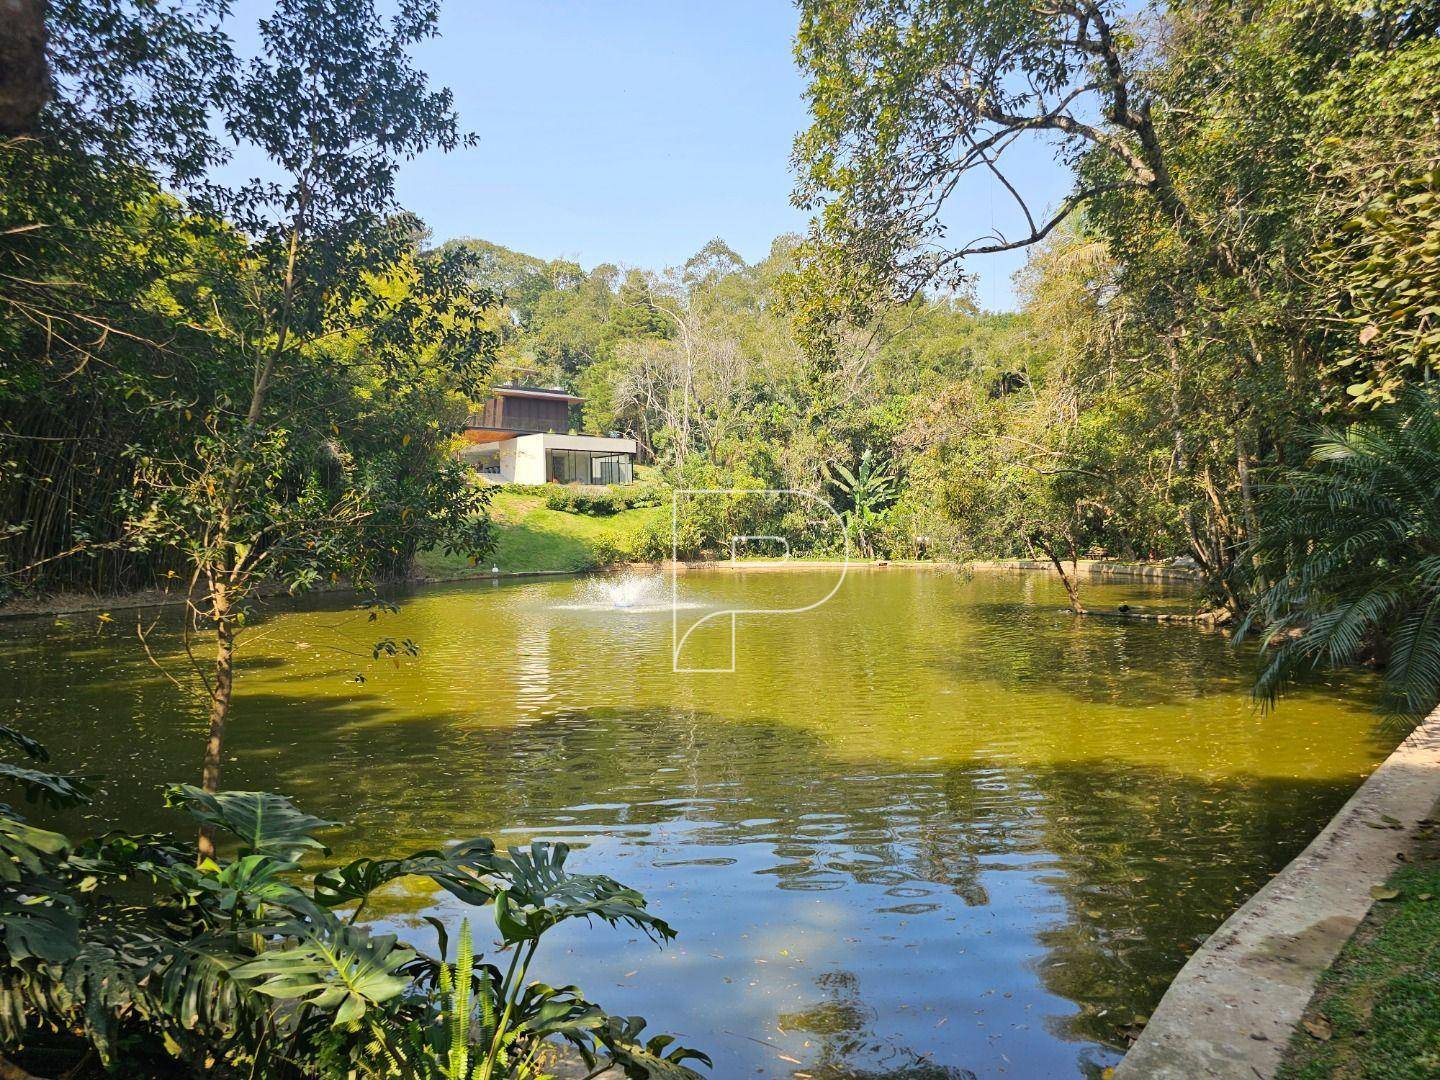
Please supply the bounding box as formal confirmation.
[447,919,474,1079]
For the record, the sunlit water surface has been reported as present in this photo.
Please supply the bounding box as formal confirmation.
[0,569,1395,1078]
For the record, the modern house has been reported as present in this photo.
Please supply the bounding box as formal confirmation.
[458,384,637,486]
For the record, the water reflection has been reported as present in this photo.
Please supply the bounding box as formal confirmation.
[0,569,1393,1077]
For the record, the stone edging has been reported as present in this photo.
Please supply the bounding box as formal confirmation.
[1114,703,1440,1079]
[663,558,1201,584]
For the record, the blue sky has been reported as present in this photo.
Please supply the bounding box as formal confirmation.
[226,1,1073,310]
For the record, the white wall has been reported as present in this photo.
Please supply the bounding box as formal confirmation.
[511,434,548,485]
[462,432,637,485]
[541,432,638,455]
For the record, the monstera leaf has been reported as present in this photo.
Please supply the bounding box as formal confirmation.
[313,838,505,913]
[151,929,252,1035]
[0,894,79,962]
[0,762,93,810]
[231,921,416,1026]
[0,813,70,882]
[210,854,321,918]
[0,724,50,762]
[493,842,675,945]
[511,981,605,1041]
[591,1015,713,1079]
[313,853,445,908]
[166,786,338,861]
[61,933,160,1064]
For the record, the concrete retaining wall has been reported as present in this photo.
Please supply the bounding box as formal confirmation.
[1114,703,1440,1079]
[664,558,1202,585]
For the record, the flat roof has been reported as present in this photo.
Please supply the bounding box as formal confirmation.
[492,384,583,403]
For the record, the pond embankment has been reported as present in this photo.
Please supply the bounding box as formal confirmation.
[0,554,1200,620]
[1115,703,1440,1080]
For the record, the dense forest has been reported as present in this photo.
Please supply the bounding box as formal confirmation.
[2,0,1438,693]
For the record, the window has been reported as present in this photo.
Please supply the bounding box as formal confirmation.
[548,449,588,484]
[591,453,632,485]
[546,449,633,485]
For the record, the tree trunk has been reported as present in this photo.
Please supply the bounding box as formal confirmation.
[1235,427,1256,542]
[1035,534,1084,614]
[0,0,50,135]
[197,583,235,861]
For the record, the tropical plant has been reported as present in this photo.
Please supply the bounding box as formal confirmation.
[825,450,897,559]
[0,727,709,1079]
[1241,387,1440,721]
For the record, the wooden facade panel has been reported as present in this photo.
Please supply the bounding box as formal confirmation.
[471,391,573,434]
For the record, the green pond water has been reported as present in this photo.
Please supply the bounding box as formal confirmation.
[0,568,1396,1078]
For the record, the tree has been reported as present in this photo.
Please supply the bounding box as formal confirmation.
[95,0,502,858]
[1242,387,1440,722]
[903,373,1095,611]
[790,0,1440,611]
[826,448,897,559]
[790,0,1213,310]
[2,2,238,600]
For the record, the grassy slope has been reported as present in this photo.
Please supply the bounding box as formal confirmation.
[1279,816,1440,1079]
[415,490,664,576]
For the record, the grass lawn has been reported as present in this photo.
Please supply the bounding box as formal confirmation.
[414,489,664,576]
[1279,812,1440,1079]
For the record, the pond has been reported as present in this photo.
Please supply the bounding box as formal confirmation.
[0,568,1396,1078]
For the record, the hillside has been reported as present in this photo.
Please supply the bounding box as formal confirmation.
[415,489,664,576]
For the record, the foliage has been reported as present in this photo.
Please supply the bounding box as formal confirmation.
[1241,387,1440,721]
[542,485,663,516]
[786,0,1440,616]
[3,2,504,848]
[824,449,896,558]
[0,727,708,1079]
[1321,166,1440,407]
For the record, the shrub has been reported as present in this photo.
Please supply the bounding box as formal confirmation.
[0,725,709,1079]
[587,536,631,568]
[544,484,666,516]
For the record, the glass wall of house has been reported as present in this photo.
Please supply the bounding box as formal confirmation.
[591,453,631,485]
[547,449,633,485]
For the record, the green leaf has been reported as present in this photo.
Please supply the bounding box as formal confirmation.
[0,813,71,882]
[165,786,337,861]
[0,762,93,810]
[313,839,502,910]
[492,842,675,945]
[594,1014,713,1079]
[0,895,80,962]
[231,921,415,1028]
[0,725,49,763]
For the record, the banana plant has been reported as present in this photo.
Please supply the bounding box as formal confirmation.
[0,725,710,1079]
[826,448,899,558]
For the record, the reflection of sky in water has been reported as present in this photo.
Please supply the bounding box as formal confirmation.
[0,569,1394,1078]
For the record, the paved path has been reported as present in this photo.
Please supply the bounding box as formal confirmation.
[1115,705,1440,1079]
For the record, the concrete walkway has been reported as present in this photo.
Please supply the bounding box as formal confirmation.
[1115,704,1440,1079]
